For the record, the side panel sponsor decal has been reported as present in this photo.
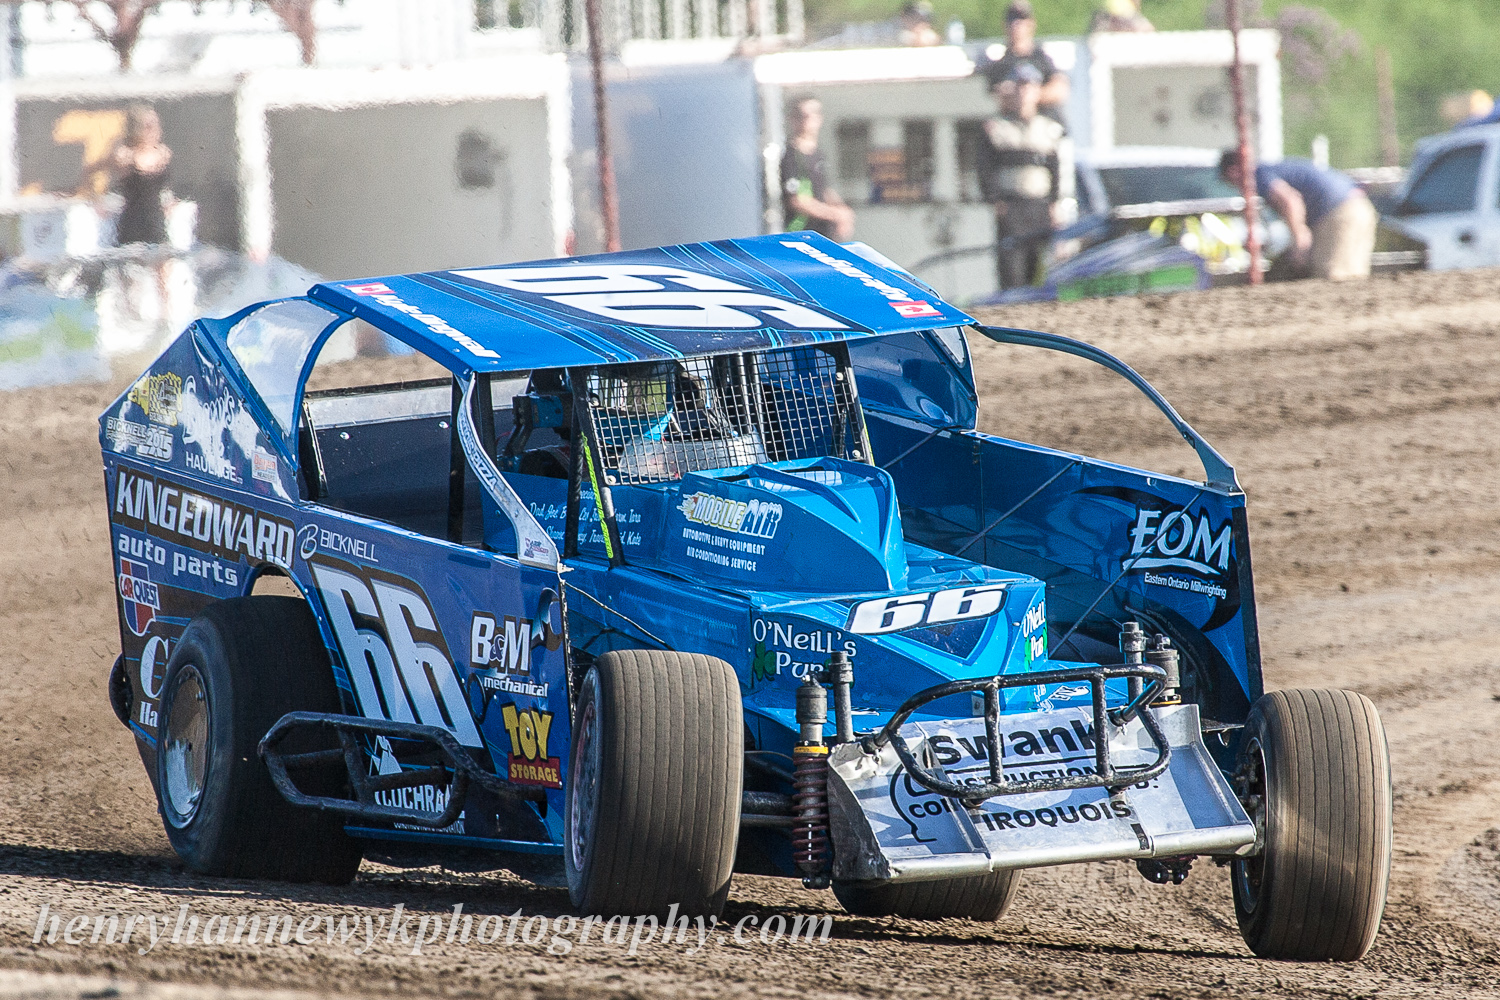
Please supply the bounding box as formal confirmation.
[104,416,173,461]
[310,561,483,748]
[500,704,561,788]
[117,558,160,637]
[127,372,182,426]
[113,466,294,570]
[678,492,782,538]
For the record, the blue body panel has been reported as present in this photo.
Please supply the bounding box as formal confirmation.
[98,237,1260,871]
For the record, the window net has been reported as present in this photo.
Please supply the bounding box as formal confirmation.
[583,347,861,485]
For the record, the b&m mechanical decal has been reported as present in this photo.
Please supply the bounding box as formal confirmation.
[470,608,560,699]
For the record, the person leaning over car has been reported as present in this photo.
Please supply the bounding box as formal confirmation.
[980,64,1069,290]
[780,96,856,240]
[1219,150,1377,280]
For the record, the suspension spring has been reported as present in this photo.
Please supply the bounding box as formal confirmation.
[792,745,830,873]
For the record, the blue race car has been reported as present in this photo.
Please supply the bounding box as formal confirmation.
[101,233,1391,960]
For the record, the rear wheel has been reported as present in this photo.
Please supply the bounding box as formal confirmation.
[155,596,363,883]
[564,649,743,917]
[1232,688,1392,961]
[834,869,1023,921]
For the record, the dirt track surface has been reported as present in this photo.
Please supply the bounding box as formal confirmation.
[3,268,1500,998]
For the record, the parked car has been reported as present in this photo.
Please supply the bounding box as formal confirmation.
[1379,122,1500,270]
[1073,146,1292,272]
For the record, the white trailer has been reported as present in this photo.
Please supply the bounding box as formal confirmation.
[2,57,572,280]
[752,30,1281,301]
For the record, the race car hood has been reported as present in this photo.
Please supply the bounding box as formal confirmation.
[656,458,908,593]
[605,457,1057,731]
[741,547,1051,727]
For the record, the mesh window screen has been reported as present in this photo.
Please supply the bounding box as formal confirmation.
[584,347,859,485]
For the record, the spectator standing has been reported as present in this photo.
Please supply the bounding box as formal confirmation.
[982,2,1070,129]
[980,64,1068,290]
[780,97,856,240]
[1089,0,1154,33]
[112,105,173,247]
[1219,152,1377,280]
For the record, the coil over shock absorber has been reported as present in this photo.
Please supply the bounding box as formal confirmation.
[790,652,855,889]
[793,673,830,887]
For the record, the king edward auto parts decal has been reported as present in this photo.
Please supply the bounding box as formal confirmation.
[114,466,295,571]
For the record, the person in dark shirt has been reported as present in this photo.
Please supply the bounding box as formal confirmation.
[981,1,1070,128]
[1220,151,1376,280]
[780,96,855,240]
[112,104,172,246]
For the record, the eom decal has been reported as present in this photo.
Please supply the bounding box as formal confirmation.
[501,704,561,788]
[1126,507,1232,577]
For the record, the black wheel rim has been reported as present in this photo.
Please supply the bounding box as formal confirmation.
[568,672,602,873]
[162,664,210,829]
[1232,736,1268,913]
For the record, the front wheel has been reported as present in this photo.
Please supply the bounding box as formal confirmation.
[564,649,743,918]
[1232,688,1392,961]
[834,869,1023,921]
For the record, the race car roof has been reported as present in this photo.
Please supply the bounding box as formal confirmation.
[306,232,973,372]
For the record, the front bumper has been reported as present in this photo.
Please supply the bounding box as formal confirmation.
[828,697,1256,883]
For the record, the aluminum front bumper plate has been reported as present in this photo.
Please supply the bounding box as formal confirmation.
[827,703,1256,883]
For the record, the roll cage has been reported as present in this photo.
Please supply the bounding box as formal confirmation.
[198,298,1243,580]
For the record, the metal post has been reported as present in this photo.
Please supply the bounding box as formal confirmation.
[828,651,854,745]
[584,0,622,252]
[1375,47,1399,169]
[1226,0,1262,285]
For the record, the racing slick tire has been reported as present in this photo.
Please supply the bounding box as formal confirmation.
[564,649,743,918]
[1231,688,1392,961]
[154,596,363,884]
[833,869,1023,922]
